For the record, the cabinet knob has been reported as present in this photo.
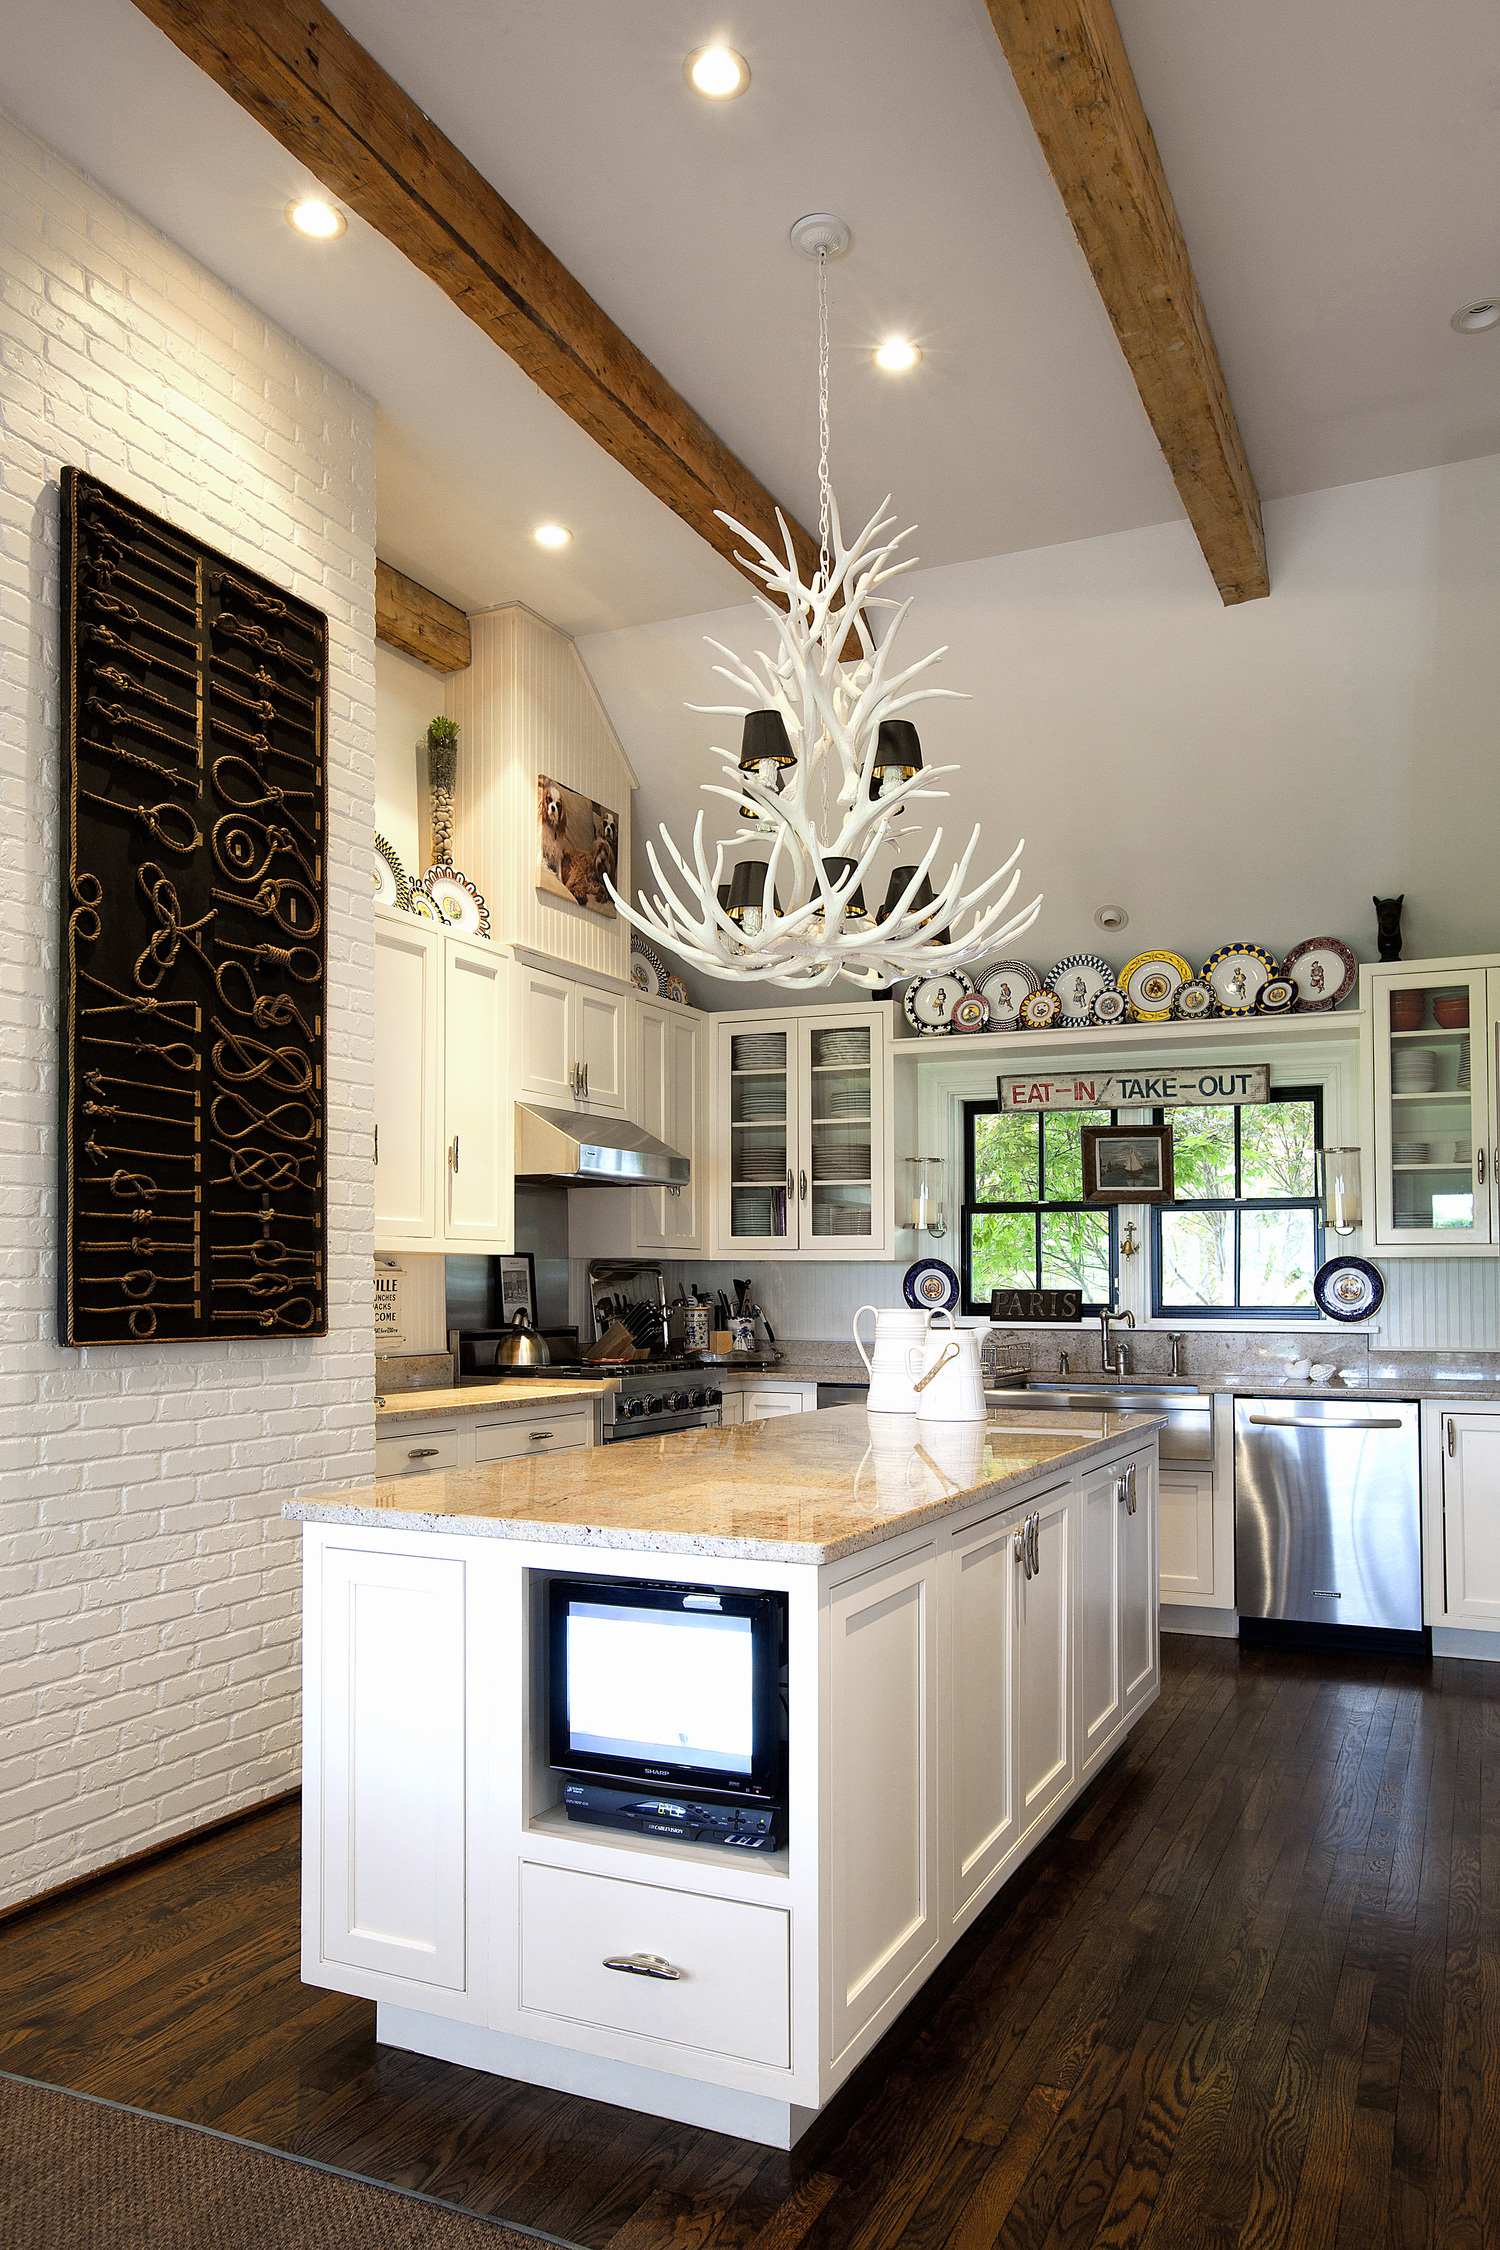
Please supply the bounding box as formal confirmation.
[603,1952,682,1980]
[528,1430,554,1442]
[1448,1417,1456,1457]
[449,1134,459,1174]
[408,1447,439,1460]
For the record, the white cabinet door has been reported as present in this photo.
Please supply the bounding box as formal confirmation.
[516,963,576,1106]
[318,1544,467,1997]
[630,1002,670,1249]
[710,1004,892,1259]
[374,915,442,1244]
[1015,1486,1074,1845]
[715,1016,798,1252]
[663,1007,703,1250]
[948,1509,1017,1928]
[828,1545,939,2061]
[1120,1453,1159,1721]
[717,1389,744,1425]
[1367,961,1493,1251]
[1442,1413,1500,1621]
[1077,1466,1122,1777]
[1158,1469,1216,1600]
[576,984,628,1114]
[443,940,511,1248]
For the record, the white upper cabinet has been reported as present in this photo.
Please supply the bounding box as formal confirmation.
[710,1005,894,1260]
[515,960,629,1117]
[1362,957,1498,1253]
[569,998,705,1258]
[374,904,513,1255]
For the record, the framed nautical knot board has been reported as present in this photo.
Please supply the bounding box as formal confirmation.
[58,467,330,1344]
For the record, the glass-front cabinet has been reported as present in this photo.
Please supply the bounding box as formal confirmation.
[711,1005,893,1258]
[1364,958,1499,1253]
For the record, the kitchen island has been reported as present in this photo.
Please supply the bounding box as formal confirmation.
[286,1404,1162,2147]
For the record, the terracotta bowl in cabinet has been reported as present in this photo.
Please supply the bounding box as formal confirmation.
[1389,993,1425,1032]
[1433,996,1470,1029]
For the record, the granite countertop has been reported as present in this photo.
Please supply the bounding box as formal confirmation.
[375,1379,618,1426]
[288,1403,1163,1565]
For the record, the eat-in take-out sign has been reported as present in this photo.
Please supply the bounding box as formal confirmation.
[997,1065,1270,1113]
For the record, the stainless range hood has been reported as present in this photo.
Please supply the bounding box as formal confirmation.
[514,1104,691,1188]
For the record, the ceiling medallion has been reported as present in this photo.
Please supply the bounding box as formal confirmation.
[606,220,1042,991]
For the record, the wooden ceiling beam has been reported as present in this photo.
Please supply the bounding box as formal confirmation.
[129,0,820,590]
[375,560,470,672]
[984,0,1268,604]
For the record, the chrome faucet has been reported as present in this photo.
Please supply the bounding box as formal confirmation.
[1168,1331,1185,1379]
[1100,1306,1135,1377]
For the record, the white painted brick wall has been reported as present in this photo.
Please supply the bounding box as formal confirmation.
[0,108,377,1911]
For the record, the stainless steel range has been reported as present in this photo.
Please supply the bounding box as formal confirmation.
[451,1259,723,1443]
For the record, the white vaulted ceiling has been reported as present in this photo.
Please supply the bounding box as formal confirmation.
[2,0,1496,631]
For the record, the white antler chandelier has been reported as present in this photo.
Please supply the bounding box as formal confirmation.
[607,221,1042,991]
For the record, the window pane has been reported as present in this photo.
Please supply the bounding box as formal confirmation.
[1240,1099,1318,1199]
[972,1111,1038,1203]
[1042,1109,1110,1202]
[1169,1108,1235,1199]
[1241,1207,1316,1307]
[1040,1211,1113,1302]
[1158,1208,1234,1307]
[970,1211,1036,1297]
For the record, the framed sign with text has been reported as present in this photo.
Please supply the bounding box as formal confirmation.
[988,1288,1084,1323]
[997,1064,1269,1114]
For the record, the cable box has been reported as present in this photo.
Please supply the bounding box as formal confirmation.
[560,1780,779,1850]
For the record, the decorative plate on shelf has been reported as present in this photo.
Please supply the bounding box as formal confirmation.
[1257,977,1298,1014]
[1281,937,1357,1012]
[1313,1256,1385,1323]
[976,960,1040,1027]
[629,942,670,997]
[1201,944,1279,1016]
[1120,950,1191,1021]
[903,969,975,1036]
[664,973,689,1006]
[1018,988,1064,1030]
[372,834,410,911]
[1045,954,1118,1026]
[418,864,491,939]
[951,992,991,1032]
[1173,980,1216,1020]
[903,1257,961,1314]
[408,887,443,924]
[1090,988,1129,1026]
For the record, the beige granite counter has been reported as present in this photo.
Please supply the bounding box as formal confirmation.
[374,1379,617,1426]
[289,1403,1161,1565]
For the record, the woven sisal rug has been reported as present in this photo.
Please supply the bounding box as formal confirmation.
[0,2072,582,2250]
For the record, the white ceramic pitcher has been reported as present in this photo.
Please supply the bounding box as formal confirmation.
[853,1304,931,1415]
[908,1312,987,1423]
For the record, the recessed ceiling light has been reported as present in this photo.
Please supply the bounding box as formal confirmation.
[534,523,572,548]
[286,197,346,240]
[684,45,750,100]
[873,338,922,373]
[1451,300,1500,334]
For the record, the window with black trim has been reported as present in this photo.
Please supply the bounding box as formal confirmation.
[1152,1087,1323,1318]
[962,1103,1119,1317]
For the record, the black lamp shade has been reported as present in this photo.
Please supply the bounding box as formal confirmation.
[739,709,797,771]
[716,882,731,914]
[726,862,783,923]
[877,866,937,922]
[873,719,923,776]
[818,857,867,921]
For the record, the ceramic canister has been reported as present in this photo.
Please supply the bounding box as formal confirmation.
[908,1312,987,1424]
[853,1304,931,1414]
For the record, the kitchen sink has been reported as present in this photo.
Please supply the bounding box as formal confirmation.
[985,1382,1213,1462]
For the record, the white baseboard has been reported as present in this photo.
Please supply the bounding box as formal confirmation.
[1160,1604,1239,1639]
[1431,1625,1500,1662]
[375,2004,819,2149]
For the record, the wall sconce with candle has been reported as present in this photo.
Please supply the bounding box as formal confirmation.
[905,1156,946,1239]
[1320,1148,1361,1236]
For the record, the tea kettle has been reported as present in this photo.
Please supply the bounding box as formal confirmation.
[493,1308,551,1369]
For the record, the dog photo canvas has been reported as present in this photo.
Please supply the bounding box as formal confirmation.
[537,775,619,919]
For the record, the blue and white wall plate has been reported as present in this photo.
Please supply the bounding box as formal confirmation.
[1257,977,1298,1014]
[1201,944,1279,1016]
[1045,954,1118,1026]
[1090,988,1129,1025]
[904,970,976,1035]
[1173,980,1216,1019]
[904,1258,960,1313]
[630,942,670,996]
[372,834,410,910]
[976,960,1039,1027]
[1313,1256,1384,1323]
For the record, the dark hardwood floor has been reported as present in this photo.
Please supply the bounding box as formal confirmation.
[2,1637,1495,2250]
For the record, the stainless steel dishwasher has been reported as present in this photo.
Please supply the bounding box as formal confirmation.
[1234,1396,1425,1650]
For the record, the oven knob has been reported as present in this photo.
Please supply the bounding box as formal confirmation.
[667,1391,691,1413]
[619,1396,645,1417]
[705,1388,722,1407]
[688,1388,712,1408]
[646,1395,669,1416]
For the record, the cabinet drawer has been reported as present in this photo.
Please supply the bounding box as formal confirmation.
[742,1390,803,1419]
[375,1425,460,1477]
[473,1412,589,1464]
[518,1861,790,2069]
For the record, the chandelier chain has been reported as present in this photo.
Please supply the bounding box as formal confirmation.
[817,247,831,583]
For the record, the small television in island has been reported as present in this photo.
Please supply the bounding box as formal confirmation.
[547,1575,786,1850]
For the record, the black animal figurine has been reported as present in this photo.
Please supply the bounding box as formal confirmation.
[1374,894,1405,962]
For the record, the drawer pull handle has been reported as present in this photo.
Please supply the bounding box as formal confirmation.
[529,1430,554,1442]
[603,1952,682,1981]
[1246,1415,1404,1431]
[408,1447,440,1460]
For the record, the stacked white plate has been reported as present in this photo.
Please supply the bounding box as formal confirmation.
[1392,1048,1438,1092]
[1393,1140,1429,1164]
